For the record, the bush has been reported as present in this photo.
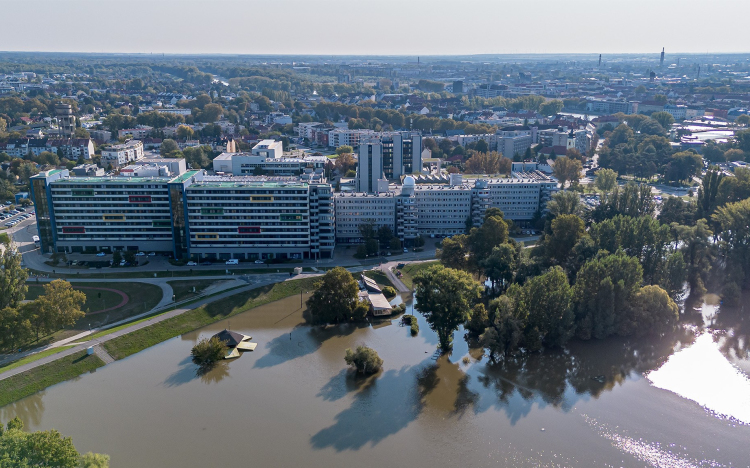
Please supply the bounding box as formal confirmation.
[722,282,742,308]
[344,345,383,374]
[191,336,228,368]
[402,314,419,336]
[382,286,397,299]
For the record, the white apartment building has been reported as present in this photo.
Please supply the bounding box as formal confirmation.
[101,140,144,167]
[212,152,326,176]
[414,184,473,236]
[251,139,284,159]
[328,129,375,148]
[118,126,153,139]
[157,108,192,116]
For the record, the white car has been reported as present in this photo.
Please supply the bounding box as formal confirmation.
[186,261,198,266]
[96,252,106,257]
[226,259,239,265]
[136,252,146,256]
[254,260,264,264]
[148,252,156,256]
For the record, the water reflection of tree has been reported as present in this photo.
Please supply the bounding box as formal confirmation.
[475,328,694,419]
[198,361,230,384]
[713,304,750,361]
[416,356,479,417]
[0,391,45,429]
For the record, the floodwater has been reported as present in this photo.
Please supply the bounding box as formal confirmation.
[2,293,750,467]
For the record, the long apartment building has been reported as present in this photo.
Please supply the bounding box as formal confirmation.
[335,172,556,243]
[31,169,335,260]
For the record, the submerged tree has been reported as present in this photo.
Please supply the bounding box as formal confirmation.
[344,345,383,374]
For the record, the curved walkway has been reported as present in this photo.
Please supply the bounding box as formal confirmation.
[75,287,129,314]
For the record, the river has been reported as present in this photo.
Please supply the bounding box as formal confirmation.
[2,293,749,467]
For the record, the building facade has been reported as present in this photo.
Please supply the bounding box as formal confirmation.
[101,140,144,167]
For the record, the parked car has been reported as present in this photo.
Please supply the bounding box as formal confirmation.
[200,261,212,266]
[96,252,106,257]
[254,259,264,264]
[148,252,156,256]
[403,248,408,253]
[186,261,198,266]
[226,259,239,265]
[136,252,146,256]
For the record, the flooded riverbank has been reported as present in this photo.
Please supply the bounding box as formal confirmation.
[2,293,749,467]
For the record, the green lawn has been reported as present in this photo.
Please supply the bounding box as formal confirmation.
[363,269,395,289]
[104,276,320,360]
[399,261,439,289]
[0,351,104,407]
[168,279,217,302]
[14,281,163,352]
[25,284,123,313]
[0,346,74,375]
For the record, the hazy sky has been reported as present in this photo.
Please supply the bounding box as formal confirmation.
[4,0,749,56]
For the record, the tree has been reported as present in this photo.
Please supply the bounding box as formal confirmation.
[334,152,356,174]
[660,251,687,300]
[0,305,32,351]
[0,418,109,468]
[32,280,86,339]
[413,235,425,248]
[201,103,223,122]
[651,111,676,129]
[191,336,228,367]
[439,234,469,270]
[723,148,746,162]
[160,139,179,156]
[630,285,679,337]
[0,243,27,310]
[413,265,482,352]
[469,214,509,265]
[594,168,618,193]
[344,345,383,374]
[336,145,353,156]
[112,250,122,265]
[474,139,489,153]
[658,196,697,226]
[546,214,585,265]
[713,197,750,280]
[465,303,488,337]
[464,151,511,175]
[573,251,643,340]
[377,225,394,247]
[539,99,564,116]
[307,267,361,324]
[520,266,575,350]
[552,157,582,188]
[736,114,750,126]
[183,146,211,169]
[546,190,581,218]
[639,119,666,136]
[665,151,703,182]
[481,243,517,293]
[480,295,523,360]
[673,219,714,296]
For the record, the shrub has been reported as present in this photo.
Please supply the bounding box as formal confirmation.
[402,314,419,336]
[191,336,228,368]
[344,345,383,374]
[382,286,397,299]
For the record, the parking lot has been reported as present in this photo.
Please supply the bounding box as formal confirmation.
[1,204,35,228]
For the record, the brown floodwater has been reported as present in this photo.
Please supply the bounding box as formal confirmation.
[2,293,750,467]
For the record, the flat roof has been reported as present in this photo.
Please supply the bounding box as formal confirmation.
[189,181,308,189]
[170,170,201,183]
[51,177,172,184]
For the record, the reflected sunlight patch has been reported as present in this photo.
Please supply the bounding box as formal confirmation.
[646,333,750,425]
[584,416,725,468]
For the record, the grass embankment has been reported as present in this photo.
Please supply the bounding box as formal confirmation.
[399,261,439,289]
[363,269,395,289]
[25,284,123,312]
[167,280,216,302]
[0,346,74,375]
[0,351,104,407]
[104,276,320,360]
